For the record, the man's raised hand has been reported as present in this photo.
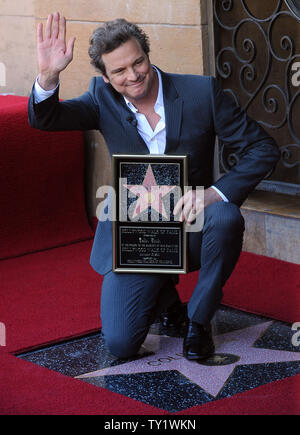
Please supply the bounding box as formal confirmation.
[37,12,76,90]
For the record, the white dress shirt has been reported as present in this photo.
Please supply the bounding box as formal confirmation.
[123,66,166,155]
[33,71,228,201]
[34,75,60,103]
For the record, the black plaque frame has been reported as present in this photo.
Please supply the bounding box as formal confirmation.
[112,154,188,274]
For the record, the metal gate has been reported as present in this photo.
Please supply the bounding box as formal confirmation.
[212,0,300,194]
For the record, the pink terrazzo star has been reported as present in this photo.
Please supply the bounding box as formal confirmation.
[124,164,177,220]
[77,322,300,398]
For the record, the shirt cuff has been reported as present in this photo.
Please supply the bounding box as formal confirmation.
[33,75,59,104]
[211,186,229,202]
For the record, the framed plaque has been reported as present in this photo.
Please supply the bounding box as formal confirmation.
[112,154,188,274]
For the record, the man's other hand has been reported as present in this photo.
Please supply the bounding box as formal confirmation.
[174,187,222,224]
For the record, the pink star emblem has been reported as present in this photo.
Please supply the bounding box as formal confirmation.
[77,322,300,398]
[124,164,177,220]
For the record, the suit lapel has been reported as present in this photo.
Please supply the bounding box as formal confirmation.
[108,87,149,154]
[119,108,149,154]
[160,69,183,154]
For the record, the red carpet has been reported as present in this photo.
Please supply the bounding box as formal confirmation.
[178,252,300,324]
[0,95,96,355]
[222,252,300,324]
[0,240,101,354]
[0,96,93,261]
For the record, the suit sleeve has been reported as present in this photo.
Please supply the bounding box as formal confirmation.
[28,77,99,132]
[210,77,280,206]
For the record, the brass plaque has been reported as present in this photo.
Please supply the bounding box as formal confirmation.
[112,154,188,274]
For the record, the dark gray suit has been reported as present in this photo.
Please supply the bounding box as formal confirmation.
[28,68,279,357]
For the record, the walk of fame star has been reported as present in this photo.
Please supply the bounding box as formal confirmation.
[77,322,300,398]
[124,164,177,220]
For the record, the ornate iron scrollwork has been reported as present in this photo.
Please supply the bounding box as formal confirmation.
[285,0,300,20]
[214,0,300,186]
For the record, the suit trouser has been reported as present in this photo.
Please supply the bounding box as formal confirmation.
[100,202,245,358]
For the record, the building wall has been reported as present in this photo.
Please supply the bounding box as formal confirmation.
[0,0,36,96]
[0,0,209,98]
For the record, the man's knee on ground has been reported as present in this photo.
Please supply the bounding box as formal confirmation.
[104,332,143,359]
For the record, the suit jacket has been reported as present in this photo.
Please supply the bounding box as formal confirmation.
[28,67,280,275]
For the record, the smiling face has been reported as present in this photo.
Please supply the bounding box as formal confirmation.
[101,38,156,103]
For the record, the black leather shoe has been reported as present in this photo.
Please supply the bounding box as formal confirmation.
[160,300,187,329]
[183,321,215,360]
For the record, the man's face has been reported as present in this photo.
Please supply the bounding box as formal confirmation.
[102,38,155,102]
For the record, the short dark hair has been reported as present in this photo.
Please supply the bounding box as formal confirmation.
[88,19,150,76]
